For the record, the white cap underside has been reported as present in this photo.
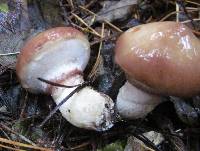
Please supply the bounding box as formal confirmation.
[22,38,90,93]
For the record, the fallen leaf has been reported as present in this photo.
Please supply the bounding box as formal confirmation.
[86,0,137,25]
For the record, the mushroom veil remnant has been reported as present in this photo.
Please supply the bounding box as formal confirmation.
[16,27,114,131]
[114,21,200,119]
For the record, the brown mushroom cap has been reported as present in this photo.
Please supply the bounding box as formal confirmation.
[115,21,200,97]
[16,27,90,93]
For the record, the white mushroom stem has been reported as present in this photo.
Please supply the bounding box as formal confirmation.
[116,81,162,119]
[52,74,114,131]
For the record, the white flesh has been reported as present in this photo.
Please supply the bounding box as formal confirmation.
[52,75,114,131]
[116,81,162,119]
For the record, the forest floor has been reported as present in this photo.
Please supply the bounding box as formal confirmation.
[0,0,200,151]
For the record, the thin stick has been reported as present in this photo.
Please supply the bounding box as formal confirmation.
[186,0,200,6]
[39,82,88,127]
[68,142,90,150]
[90,33,120,45]
[177,0,195,27]
[79,6,123,32]
[160,9,198,21]
[71,13,101,37]
[0,123,36,146]
[133,134,161,151]
[0,143,25,151]
[85,0,98,8]
[185,7,199,10]
[88,23,105,79]
[0,52,20,56]
[70,22,100,35]
[19,93,28,119]
[176,2,180,22]
[181,18,200,23]
[0,137,52,151]
[67,0,74,9]
[104,20,123,33]
[192,30,200,36]
[38,78,81,88]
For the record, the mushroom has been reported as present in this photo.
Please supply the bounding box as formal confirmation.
[114,21,200,119]
[16,27,114,131]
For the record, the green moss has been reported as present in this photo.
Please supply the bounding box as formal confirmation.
[12,120,44,142]
[97,141,125,151]
[0,3,8,13]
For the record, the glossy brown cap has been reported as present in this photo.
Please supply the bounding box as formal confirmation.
[16,27,90,93]
[16,27,87,75]
[115,21,200,97]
